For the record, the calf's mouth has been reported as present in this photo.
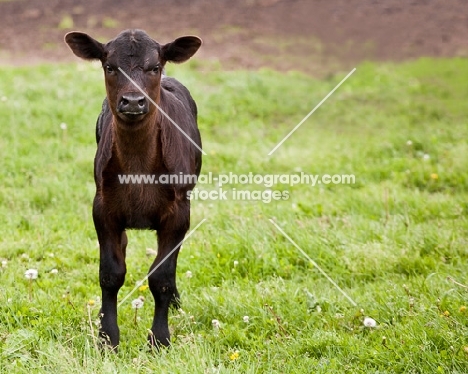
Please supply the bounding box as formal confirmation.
[117,93,149,121]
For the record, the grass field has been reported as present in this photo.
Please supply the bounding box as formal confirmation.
[0,57,467,373]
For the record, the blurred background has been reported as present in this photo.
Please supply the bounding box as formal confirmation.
[1,0,467,75]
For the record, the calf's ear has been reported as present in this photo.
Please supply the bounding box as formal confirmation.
[65,32,105,61]
[161,36,202,63]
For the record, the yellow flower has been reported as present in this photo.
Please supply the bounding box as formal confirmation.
[442,310,450,317]
[88,299,95,306]
[459,306,466,313]
[430,173,438,180]
[229,351,239,361]
[138,284,149,292]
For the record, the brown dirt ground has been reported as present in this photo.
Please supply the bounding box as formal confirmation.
[0,0,467,75]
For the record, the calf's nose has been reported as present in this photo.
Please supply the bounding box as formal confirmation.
[118,93,148,114]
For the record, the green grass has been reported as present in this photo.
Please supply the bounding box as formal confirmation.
[0,57,468,373]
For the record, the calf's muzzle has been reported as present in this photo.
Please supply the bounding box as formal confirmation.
[117,92,149,119]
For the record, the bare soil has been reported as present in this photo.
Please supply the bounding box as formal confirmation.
[1,0,467,74]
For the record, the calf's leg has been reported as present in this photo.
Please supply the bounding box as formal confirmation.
[148,211,189,347]
[94,208,127,348]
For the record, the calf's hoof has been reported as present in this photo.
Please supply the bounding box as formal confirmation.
[148,331,171,350]
[98,331,119,352]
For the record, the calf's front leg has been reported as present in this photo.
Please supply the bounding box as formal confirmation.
[148,211,189,348]
[94,205,127,349]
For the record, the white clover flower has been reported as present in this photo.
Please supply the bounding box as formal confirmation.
[60,122,67,130]
[243,315,249,323]
[1,96,7,102]
[21,253,29,260]
[363,317,377,328]
[1,259,7,268]
[186,270,193,279]
[146,248,157,256]
[131,298,144,309]
[406,140,413,146]
[233,260,239,267]
[212,319,220,329]
[25,269,38,280]
[423,154,430,160]
[50,269,58,274]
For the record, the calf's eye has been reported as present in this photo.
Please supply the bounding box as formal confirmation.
[105,65,114,74]
[151,66,160,74]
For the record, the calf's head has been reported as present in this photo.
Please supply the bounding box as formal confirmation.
[65,29,201,125]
